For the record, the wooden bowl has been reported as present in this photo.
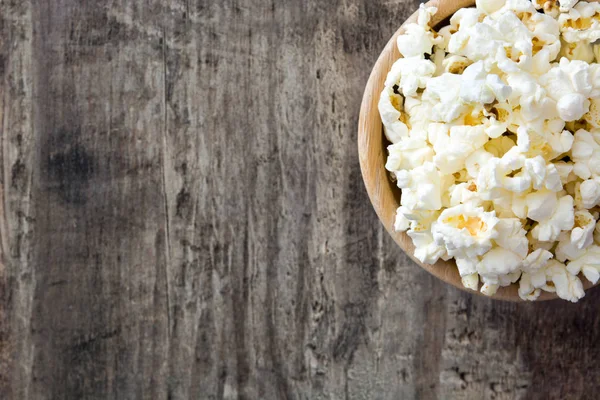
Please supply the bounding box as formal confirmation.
[357,0,597,301]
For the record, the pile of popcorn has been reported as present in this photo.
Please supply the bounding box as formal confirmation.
[380,0,600,301]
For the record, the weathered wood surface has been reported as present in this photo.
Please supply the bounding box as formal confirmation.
[1,0,600,399]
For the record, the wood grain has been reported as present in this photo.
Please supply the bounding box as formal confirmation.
[0,0,599,399]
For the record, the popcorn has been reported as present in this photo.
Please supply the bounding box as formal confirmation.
[540,58,594,121]
[478,247,523,285]
[518,248,553,300]
[559,39,595,63]
[449,181,485,207]
[476,0,506,15]
[495,218,529,258]
[429,124,489,175]
[566,244,600,283]
[397,8,437,58]
[559,0,580,13]
[533,1,560,18]
[544,260,585,302]
[555,210,596,261]
[571,129,600,179]
[443,55,472,74]
[378,87,409,143]
[481,282,500,296]
[558,93,589,121]
[386,138,434,172]
[531,194,575,242]
[459,62,512,104]
[462,273,480,291]
[385,57,436,97]
[396,162,444,211]
[423,73,468,122]
[558,2,600,43]
[578,178,600,208]
[477,155,531,198]
[409,229,447,264]
[432,204,499,260]
[381,1,600,302]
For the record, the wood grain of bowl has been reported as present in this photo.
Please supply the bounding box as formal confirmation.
[358,0,597,301]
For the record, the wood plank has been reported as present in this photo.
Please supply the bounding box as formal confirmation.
[0,0,600,399]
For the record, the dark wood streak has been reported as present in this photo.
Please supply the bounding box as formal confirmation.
[1,0,600,399]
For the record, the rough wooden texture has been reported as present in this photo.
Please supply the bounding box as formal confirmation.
[1,1,600,399]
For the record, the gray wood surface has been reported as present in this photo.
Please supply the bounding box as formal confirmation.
[1,0,600,399]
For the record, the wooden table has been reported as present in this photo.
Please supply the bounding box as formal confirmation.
[1,1,600,399]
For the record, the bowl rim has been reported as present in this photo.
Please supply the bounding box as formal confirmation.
[357,0,597,302]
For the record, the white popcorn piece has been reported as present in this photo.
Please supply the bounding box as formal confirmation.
[480,282,499,296]
[492,191,519,218]
[554,162,575,185]
[456,256,480,278]
[557,93,590,122]
[459,61,512,104]
[395,207,447,264]
[396,5,440,59]
[531,194,575,242]
[397,24,435,59]
[558,2,600,44]
[578,178,600,208]
[566,244,600,284]
[498,270,523,286]
[404,97,433,136]
[416,4,438,28]
[449,181,485,207]
[462,273,480,291]
[423,73,468,122]
[559,39,595,63]
[571,129,600,179]
[540,58,593,121]
[477,247,523,285]
[386,138,434,172]
[483,136,516,157]
[385,57,436,97]
[476,0,506,15]
[476,149,558,198]
[555,210,596,261]
[532,0,560,18]
[518,249,553,300]
[559,0,580,13]
[396,162,444,211]
[442,55,472,75]
[378,87,410,143]
[432,204,500,260]
[584,98,600,128]
[429,124,489,175]
[518,273,542,300]
[408,229,447,264]
[465,148,495,179]
[526,189,558,222]
[494,218,529,258]
[544,260,585,302]
[394,208,410,232]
